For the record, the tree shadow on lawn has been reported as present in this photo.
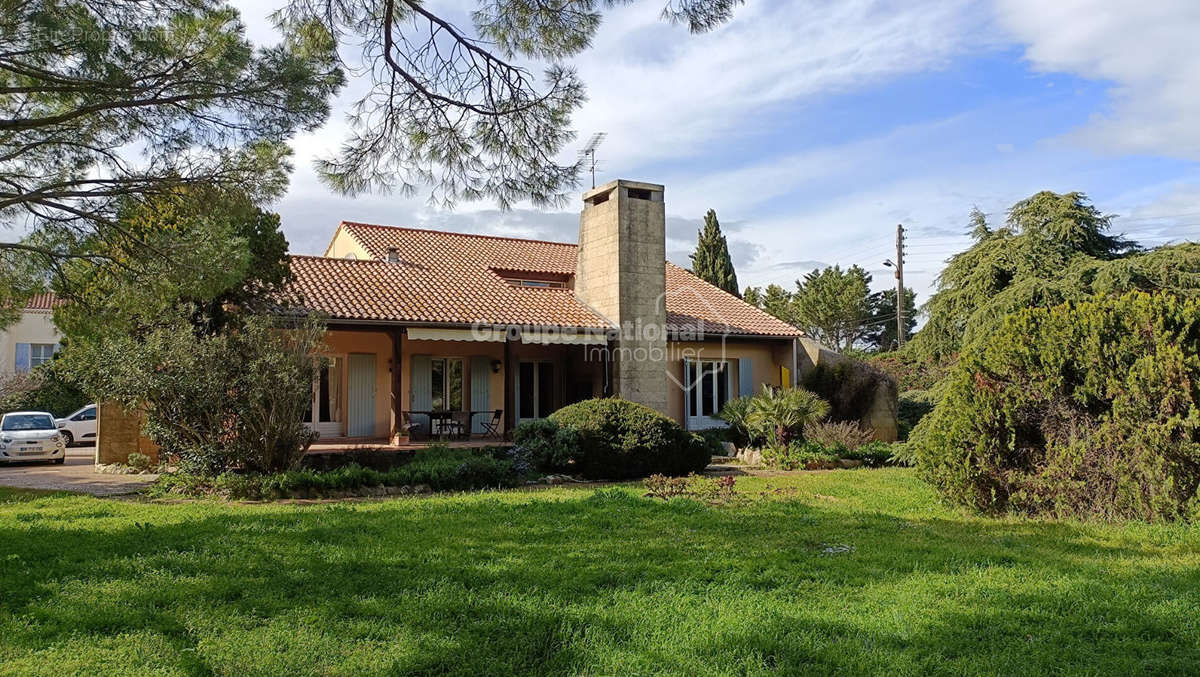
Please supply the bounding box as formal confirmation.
[1,490,1198,675]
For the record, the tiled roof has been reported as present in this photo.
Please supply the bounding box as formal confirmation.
[663,263,802,337]
[24,293,60,310]
[288,222,802,338]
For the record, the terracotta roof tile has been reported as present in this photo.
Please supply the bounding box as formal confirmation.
[24,293,60,310]
[287,222,802,338]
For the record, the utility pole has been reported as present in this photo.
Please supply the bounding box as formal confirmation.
[894,224,905,348]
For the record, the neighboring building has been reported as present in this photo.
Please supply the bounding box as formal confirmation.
[0,293,61,374]
[286,179,810,441]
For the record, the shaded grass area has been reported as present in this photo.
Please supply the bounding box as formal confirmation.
[1,469,1198,675]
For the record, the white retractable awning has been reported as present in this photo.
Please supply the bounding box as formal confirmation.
[521,329,608,345]
[406,327,506,342]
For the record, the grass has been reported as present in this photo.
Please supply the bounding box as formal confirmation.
[1,470,1198,675]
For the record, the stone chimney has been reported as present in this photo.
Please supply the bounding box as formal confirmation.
[575,179,668,414]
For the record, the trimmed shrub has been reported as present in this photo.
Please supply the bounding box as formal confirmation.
[512,418,580,473]
[149,445,522,500]
[549,398,711,479]
[911,292,1200,521]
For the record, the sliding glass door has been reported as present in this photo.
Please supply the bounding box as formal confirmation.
[516,361,555,423]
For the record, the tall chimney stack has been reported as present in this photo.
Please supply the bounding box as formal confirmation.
[575,179,669,414]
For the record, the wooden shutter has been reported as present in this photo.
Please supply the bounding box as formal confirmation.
[14,343,30,373]
[738,357,754,398]
[470,356,490,433]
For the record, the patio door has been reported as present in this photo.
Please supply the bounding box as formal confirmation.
[684,359,730,430]
[516,361,555,423]
[347,353,376,437]
[307,356,344,438]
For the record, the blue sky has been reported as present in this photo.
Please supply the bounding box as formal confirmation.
[235,0,1200,307]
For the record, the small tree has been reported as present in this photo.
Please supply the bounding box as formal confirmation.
[792,265,873,352]
[689,209,740,296]
[69,312,325,475]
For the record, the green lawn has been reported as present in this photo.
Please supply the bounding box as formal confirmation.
[1,469,1198,676]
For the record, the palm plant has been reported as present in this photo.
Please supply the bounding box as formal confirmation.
[745,387,830,449]
[716,396,755,447]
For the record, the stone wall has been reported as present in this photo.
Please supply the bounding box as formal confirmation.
[95,402,159,465]
[797,337,899,442]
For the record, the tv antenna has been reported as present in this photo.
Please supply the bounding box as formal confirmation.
[579,132,607,188]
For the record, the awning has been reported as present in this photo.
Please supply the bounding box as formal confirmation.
[406,327,506,342]
[521,328,608,345]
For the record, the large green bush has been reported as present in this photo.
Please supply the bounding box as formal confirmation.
[512,418,580,473]
[547,398,711,479]
[802,359,895,424]
[911,292,1200,521]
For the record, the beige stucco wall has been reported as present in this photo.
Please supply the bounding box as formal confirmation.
[321,329,396,439]
[0,310,59,374]
[400,338,507,435]
[664,338,794,426]
[323,225,372,260]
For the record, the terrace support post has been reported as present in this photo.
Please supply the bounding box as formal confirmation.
[390,327,403,444]
[504,335,514,435]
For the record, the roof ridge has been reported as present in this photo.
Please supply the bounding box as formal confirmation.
[339,221,579,248]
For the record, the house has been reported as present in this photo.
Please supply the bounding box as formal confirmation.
[94,178,896,464]
[285,179,808,442]
[0,293,61,374]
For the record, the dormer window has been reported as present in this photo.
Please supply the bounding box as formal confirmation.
[509,279,565,289]
[491,267,570,289]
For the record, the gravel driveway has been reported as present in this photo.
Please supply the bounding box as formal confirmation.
[0,447,155,496]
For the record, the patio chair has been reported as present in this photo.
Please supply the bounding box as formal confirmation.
[481,409,503,439]
[401,411,429,442]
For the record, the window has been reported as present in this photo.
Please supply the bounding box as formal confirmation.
[386,248,401,263]
[73,406,96,422]
[686,360,730,420]
[431,357,463,410]
[517,361,555,421]
[505,278,566,288]
[16,343,57,372]
[31,343,55,368]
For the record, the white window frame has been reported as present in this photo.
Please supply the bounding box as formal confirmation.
[430,356,465,412]
[30,343,56,369]
[684,359,731,430]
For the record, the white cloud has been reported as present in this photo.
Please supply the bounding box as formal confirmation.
[568,0,986,171]
[994,0,1200,158]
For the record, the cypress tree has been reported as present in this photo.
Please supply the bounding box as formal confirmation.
[689,209,740,297]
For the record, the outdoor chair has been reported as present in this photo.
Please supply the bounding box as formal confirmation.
[481,409,503,439]
[401,411,429,442]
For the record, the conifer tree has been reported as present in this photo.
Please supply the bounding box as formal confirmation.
[689,209,740,296]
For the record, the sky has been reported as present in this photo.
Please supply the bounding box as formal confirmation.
[233,0,1200,307]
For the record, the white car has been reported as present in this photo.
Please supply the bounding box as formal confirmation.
[0,411,67,464]
[55,404,97,447]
